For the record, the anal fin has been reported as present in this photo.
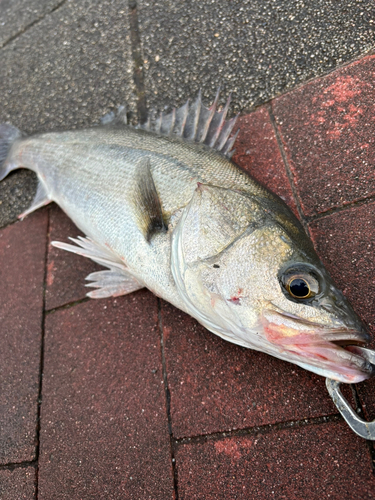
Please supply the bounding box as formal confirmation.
[51,236,143,299]
[19,181,51,219]
[85,269,143,298]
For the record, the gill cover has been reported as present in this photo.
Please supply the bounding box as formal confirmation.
[171,183,265,344]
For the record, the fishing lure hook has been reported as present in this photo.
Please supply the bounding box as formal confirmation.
[326,346,375,440]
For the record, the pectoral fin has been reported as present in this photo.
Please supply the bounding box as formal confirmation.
[52,236,143,298]
[133,157,166,241]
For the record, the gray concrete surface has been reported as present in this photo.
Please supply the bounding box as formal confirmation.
[0,0,63,48]
[0,0,136,228]
[0,0,374,228]
[139,0,375,113]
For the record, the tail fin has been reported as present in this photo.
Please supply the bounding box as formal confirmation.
[0,123,23,181]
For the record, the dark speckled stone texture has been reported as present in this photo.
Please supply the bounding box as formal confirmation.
[39,293,174,500]
[0,467,36,500]
[0,0,62,48]
[138,0,375,114]
[274,55,375,217]
[0,211,47,464]
[161,301,336,438]
[0,0,136,229]
[175,421,375,500]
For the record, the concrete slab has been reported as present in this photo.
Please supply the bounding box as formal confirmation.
[0,0,136,229]
[273,55,375,216]
[0,170,38,231]
[175,421,374,500]
[138,0,375,114]
[0,210,47,464]
[0,0,62,48]
[39,293,174,499]
[0,467,36,500]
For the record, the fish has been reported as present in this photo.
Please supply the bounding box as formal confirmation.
[0,91,373,384]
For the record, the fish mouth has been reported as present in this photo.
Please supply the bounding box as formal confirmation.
[262,311,374,383]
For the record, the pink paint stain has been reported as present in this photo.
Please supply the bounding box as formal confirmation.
[46,259,55,287]
[214,440,243,460]
[324,75,363,103]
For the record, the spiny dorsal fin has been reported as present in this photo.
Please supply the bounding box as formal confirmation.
[133,157,167,242]
[100,105,128,126]
[140,89,239,158]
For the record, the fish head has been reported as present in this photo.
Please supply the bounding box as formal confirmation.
[171,183,373,383]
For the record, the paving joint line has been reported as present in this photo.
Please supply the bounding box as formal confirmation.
[44,296,90,315]
[0,460,37,471]
[34,209,51,498]
[173,413,342,447]
[0,0,68,50]
[245,46,375,114]
[128,0,147,124]
[304,193,375,223]
[157,299,179,499]
[349,384,375,473]
[267,103,309,234]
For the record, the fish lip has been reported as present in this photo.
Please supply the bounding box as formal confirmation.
[321,323,371,345]
[262,309,374,382]
[287,339,374,383]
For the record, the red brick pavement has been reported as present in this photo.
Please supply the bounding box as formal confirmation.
[0,467,36,500]
[1,55,375,498]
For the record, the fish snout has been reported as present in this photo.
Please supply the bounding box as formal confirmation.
[260,310,374,382]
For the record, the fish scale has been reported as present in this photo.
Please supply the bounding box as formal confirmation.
[0,91,373,386]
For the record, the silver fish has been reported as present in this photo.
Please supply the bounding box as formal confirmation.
[0,91,373,383]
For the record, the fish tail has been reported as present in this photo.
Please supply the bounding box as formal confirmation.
[0,123,23,181]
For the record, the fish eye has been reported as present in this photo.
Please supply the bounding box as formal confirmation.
[280,265,321,301]
[287,277,312,299]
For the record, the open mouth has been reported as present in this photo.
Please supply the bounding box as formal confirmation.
[262,311,374,383]
[290,335,374,383]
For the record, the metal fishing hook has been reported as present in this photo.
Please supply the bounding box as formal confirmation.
[326,346,375,440]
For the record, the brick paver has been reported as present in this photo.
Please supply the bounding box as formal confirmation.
[161,301,336,438]
[38,293,174,499]
[0,211,47,464]
[1,35,375,499]
[175,421,374,500]
[233,107,298,216]
[0,467,36,500]
[309,201,375,427]
[273,55,375,217]
[309,201,375,340]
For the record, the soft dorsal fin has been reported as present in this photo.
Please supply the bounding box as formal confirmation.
[140,89,239,159]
